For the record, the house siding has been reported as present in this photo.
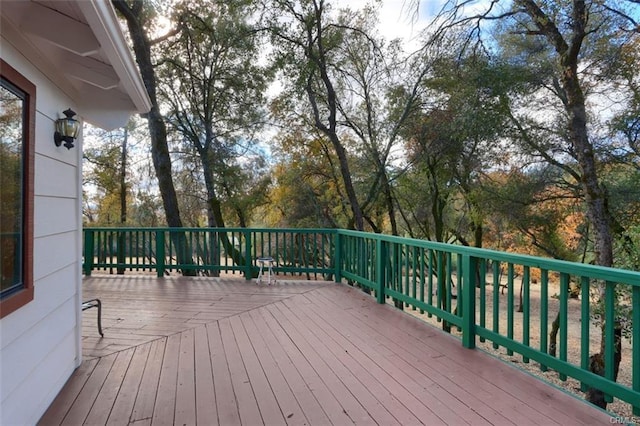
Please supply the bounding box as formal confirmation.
[1,38,82,425]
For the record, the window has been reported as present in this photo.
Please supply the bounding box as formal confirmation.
[1,59,35,318]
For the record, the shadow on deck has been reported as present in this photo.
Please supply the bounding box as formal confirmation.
[39,275,611,425]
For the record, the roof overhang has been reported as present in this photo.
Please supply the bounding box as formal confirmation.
[1,0,151,130]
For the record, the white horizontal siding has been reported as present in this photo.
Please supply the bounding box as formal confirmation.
[35,154,78,198]
[1,297,76,404]
[34,232,80,281]
[34,197,79,238]
[1,38,82,425]
[1,332,76,426]
[0,265,77,348]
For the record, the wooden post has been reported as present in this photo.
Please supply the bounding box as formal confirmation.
[83,229,94,276]
[375,238,385,304]
[156,230,165,278]
[462,254,477,349]
[334,232,342,283]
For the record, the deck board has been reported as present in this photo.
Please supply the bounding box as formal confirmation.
[194,325,217,425]
[306,289,513,424]
[207,322,241,425]
[60,353,118,426]
[39,276,613,425]
[257,303,353,425]
[151,333,180,426]
[247,308,329,425]
[107,343,150,425]
[269,301,403,425]
[282,296,454,425]
[311,287,553,423]
[130,338,164,424]
[219,317,263,425]
[239,312,308,426]
[84,347,134,425]
[175,328,197,426]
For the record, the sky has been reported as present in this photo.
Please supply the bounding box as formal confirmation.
[349,0,438,48]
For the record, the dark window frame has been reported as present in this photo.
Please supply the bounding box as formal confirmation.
[1,59,35,318]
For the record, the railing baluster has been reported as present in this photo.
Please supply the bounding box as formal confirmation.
[142,230,147,271]
[540,269,549,371]
[404,245,410,303]
[479,258,486,343]
[522,266,530,363]
[437,251,444,322]
[375,239,384,303]
[457,253,463,327]
[507,263,514,356]
[580,276,590,392]
[419,248,425,314]
[427,250,433,317]
[411,246,418,311]
[492,261,500,350]
[245,229,252,280]
[446,252,452,317]
[634,285,640,416]
[559,273,569,381]
[604,280,616,403]
[462,254,477,349]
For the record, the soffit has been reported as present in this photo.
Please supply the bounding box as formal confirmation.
[1,0,151,130]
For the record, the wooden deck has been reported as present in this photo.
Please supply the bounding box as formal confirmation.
[39,275,612,425]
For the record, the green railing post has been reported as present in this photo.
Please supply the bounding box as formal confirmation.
[334,232,342,283]
[245,230,253,280]
[117,231,125,275]
[462,254,477,349]
[83,229,94,276]
[633,285,640,416]
[156,230,165,278]
[375,238,385,303]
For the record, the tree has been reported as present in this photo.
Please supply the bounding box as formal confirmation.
[112,0,183,228]
[113,0,196,274]
[413,0,640,408]
[83,122,138,227]
[396,42,509,245]
[264,130,346,228]
[267,0,367,230]
[267,1,430,233]
[161,0,268,229]
[157,0,270,272]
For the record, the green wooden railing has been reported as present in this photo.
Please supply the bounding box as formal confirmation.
[83,227,640,415]
[83,227,335,279]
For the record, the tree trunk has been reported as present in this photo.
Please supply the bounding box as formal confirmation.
[200,151,250,276]
[302,1,365,231]
[112,0,196,275]
[549,312,560,357]
[585,326,622,409]
[517,0,618,408]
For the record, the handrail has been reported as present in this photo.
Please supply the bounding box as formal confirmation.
[83,227,640,414]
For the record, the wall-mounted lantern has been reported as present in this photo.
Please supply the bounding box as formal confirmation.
[54,108,79,149]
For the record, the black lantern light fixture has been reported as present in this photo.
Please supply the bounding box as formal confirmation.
[54,108,80,149]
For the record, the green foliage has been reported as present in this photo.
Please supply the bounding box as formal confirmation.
[158,0,271,228]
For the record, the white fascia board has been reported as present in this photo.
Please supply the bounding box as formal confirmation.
[77,0,151,115]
